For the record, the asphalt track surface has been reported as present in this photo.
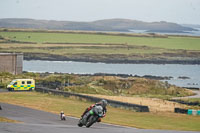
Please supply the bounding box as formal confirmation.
[0,103,199,133]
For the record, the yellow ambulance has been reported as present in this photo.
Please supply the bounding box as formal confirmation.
[7,79,35,91]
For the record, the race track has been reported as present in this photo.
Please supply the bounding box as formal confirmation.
[0,103,199,133]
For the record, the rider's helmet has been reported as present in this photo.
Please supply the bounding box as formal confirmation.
[99,99,107,108]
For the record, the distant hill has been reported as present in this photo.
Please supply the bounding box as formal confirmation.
[0,18,196,33]
[181,24,200,29]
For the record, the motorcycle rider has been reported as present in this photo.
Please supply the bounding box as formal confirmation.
[60,111,66,120]
[81,99,107,122]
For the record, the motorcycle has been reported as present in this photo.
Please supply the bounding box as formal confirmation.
[78,105,103,128]
[60,113,66,121]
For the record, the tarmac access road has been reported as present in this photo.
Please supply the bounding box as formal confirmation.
[0,89,8,93]
[0,103,199,133]
[172,90,200,100]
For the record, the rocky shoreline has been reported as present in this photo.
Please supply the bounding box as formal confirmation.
[24,53,200,65]
[81,73,173,80]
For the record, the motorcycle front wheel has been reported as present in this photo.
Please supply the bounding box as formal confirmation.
[86,115,98,128]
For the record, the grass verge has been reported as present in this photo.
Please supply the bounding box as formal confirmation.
[0,91,199,131]
[183,98,200,103]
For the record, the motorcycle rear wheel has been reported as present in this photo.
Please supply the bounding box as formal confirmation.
[78,123,83,127]
[78,119,83,127]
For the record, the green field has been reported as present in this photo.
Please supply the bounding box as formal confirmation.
[0,30,200,63]
[0,91,199,131]
[1,31,200,50]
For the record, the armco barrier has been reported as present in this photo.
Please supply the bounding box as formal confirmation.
[35,87,149,112]
[174,108,188,114]
[197,110,200,115]
[175,108,200,116]
[188,109,200,115]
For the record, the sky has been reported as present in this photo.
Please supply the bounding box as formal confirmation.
[0,0,200,24]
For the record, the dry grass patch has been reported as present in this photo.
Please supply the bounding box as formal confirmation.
[85,94,188,112]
